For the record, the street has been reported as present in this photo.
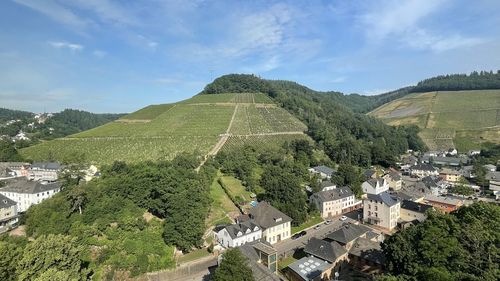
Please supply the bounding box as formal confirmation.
[274,211,363,256]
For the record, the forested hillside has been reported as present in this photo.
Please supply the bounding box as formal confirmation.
[200,74,426,167]
[0,108,34,123]
[413,71,500,92]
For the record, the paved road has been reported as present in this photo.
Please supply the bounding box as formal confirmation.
[274,214,360,255]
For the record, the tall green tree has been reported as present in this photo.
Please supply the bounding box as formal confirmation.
[0,236,28,281]
[212,248,255,281]
[16,234,90,281]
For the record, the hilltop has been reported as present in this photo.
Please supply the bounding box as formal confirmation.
[20,93,308,164]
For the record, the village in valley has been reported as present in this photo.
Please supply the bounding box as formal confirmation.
[1,143,498,281]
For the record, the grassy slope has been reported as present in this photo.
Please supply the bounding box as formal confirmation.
[369,90,500,151]
[21,93,307,164]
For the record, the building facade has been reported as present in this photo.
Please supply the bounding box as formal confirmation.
[310,187,361,218]
[215,221,262,248]
[243,202,292,245]
[0,194,18,233]
[362,178,389,195]
[364,192,400,230]
[0,179,61,212]
[28,162,62,181]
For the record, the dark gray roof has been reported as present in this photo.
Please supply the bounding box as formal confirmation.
[326,223,371,245]
[239,241,280,281]
[348,238,386,265]
[0,178,61,194]
[311,187,353,202]
[410,163,436,172]
[320,181,335,189]
[0,193,16,209]
[401,200,433,214]
[364,169,376,178]
[288,256,332,281]
[366,178,384,188]
[486,171,500,181]
[248,202,292,230]
[386,171,401,181]
[304,237,347,263]
[30,162,61,170]
[393,191,418,201]
[312,166,335,176]
[365,231,379,240]
[222,221,260,239]
[366,192,399,207]
[421,176,443,188]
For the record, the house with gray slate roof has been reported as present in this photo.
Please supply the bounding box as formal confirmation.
[285,256,335,281]
[304,237,348,264]
[363,192,401,230]
[310,187,361,219]
[362,178,389,195]
[214,220,262,248]
[308,165,335,180]
[325,223,371,250]
[0,178,61,212]
[28,162,62,181]
[0,193,18,233]
[240,201,292,245]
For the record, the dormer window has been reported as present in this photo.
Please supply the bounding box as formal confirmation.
[237,231,242,236]
[275,217,282,223]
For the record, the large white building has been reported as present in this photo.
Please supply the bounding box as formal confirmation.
[28,162,62,182]
[214,221,262,248]
[310,187,361,218]
[362,178,389,195]
[240,202,292,245]
[0,179,61,212]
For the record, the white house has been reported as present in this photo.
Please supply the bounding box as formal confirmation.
[0,194,18,233]
[240,202,292,245]
[409,163,438,178]
[486,171,500,200]
[383,171,402,191]
[28,162,62,181]
[362,178,389,195]
[310,187,361,218]
[0,179,61,212]
[363,192,400,230]
[215,221,262,248]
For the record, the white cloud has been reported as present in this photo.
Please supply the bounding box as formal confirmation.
[68,0,138,26]
[359,0,484,52]
[154,77,181,84]
[49,41,84,52]
[12,0,90,29]
[330,76,347,83]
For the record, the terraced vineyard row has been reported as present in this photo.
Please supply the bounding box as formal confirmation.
[220,134,312,152]
[229,105,307,135]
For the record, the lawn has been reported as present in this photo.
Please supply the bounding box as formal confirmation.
[206,176,239,228]
[291,215,324,234]
[219,175,255,202]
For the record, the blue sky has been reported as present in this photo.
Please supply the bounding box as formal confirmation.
[1,0,500,113]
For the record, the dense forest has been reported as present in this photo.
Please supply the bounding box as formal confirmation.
[0,108,34,123]
[1,153,216,279]
[379,202,500,281]
[201,74,426,167]
[413,71,500,92]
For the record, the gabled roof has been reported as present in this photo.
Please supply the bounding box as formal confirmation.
[326,223,371,245]
[311,165,335,176]
[0,193,16,209]
[367,192,399,207]
[320,181,336,189]
[410,163,436,172]
[304,237,347,263]
[311,187,353,202]
[247,202,292,229]
[288,256,332,281]
[221,220,260,239]
[366,178,385,188]
[385,171,401,181]
[486,171,500,181]
[30,162,61,170]
[0,178,61,194]
[401,200,433,214]
[424,195,463,206]
[348,238,386,265]
[364,169,376,178]
[239,241,280,281]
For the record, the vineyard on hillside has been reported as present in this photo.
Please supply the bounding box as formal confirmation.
[21,93,308,164]
[221,134,312,152]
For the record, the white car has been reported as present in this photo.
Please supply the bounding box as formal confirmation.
[340,216,348,221]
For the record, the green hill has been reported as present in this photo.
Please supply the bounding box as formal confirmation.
[20,93,308,164]
[369,90,500,151]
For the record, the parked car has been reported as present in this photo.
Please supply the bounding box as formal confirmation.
[340,216,348,221]
[314,224,321,230]
[292,231,307,240]
[324,219,332,225]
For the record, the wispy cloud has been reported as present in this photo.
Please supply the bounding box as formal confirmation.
[330,76,347,83]
[48,41,84,52]
[359,0,484,52]
[68,0,138,26]
[12,0,90,29]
